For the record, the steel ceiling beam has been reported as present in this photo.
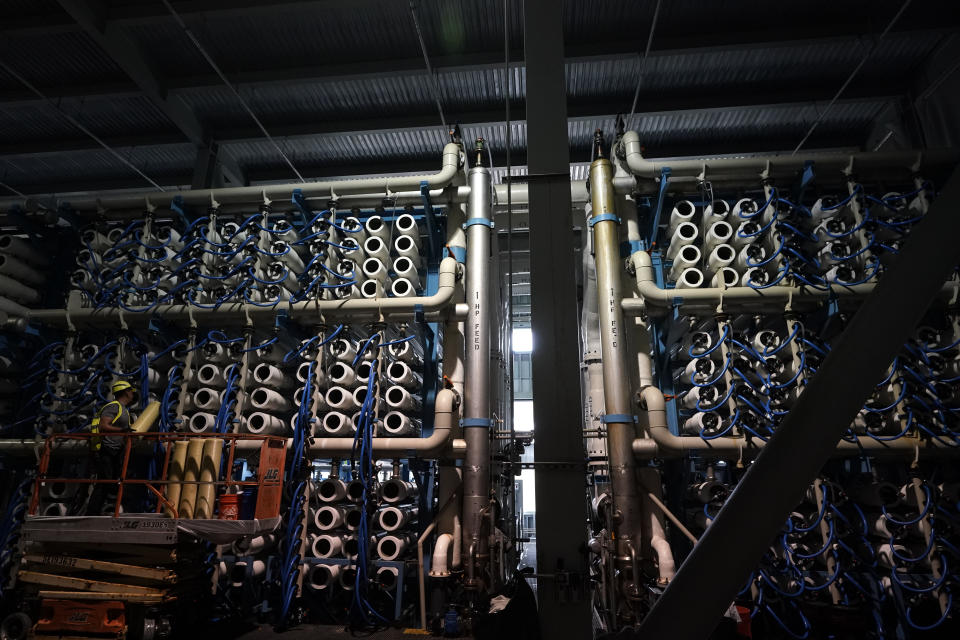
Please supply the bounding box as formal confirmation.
[53,0,246,187]
[0,90,890,157]
[0,21,952,106]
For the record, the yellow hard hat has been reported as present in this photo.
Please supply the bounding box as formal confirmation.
[111,380,134,395]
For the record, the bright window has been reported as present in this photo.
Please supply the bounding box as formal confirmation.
[512,327,532,353]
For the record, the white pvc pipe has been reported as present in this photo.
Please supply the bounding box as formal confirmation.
[376,566,399,589]
[0,254,43,285]
[0,296,30,317]
[377,533,414,561]
[316,477,347,503]
[232,533,277,556]
[668,245,701,282]
[386,360,422,389]
[389,339,423,366]
[306,563,340,590]
[430,533,454,577]
[46,143,462,212]
[296,361,315,383]
[378,505,418,532]
[703,221,733,253]
[0,274,39,304]
[355,361,374,384]
[322,411,354,436]
[197,364,227,387]
[244,412,286,435]
[201,342,231,363]
[188,412,217,433]
[385,385,421,412]
[327,362,356,387]
[339,565,358,589]
[192,388,221,411]
[676,268,704,289]
[328,338,357,362]
[311,534,343,559]
[394,214,421,247]
[390,277,414,298]
[394,234,419,260]
[362,258,390,284]
[360,279,383,299]
[342,535,360,559]
[392,256,420,288]
[710,267,740,288]
[705,244,735,277]
[363,236,390,264]
[250,387,291,412]
[665,222,698,261]
[273,242,304,273]
[325,386,359,412]
[382,411,420,436]
[340,238,366,263]
[380,478,417,504]
[0,236,49,267]
[701,199,731,232]
[314,505,347,530]
[253,363,295,389]
[364,216,390,242]
[352,386,370,409]
[344,506,364,531]
[668,201,696,234]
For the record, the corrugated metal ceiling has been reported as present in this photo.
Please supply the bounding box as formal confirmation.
[0,0,950,195]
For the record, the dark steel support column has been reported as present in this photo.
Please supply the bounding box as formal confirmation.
[633,166,960,639]
[525,0,592,636]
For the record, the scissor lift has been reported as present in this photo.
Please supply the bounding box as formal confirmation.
[3,433,286,639]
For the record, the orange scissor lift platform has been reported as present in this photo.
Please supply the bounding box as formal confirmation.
[13,433,287,639]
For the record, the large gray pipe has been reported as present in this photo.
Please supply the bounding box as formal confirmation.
[619,130,959,184]
[1,143,462,213]
[588,143,644,598]
[462,159,492,590]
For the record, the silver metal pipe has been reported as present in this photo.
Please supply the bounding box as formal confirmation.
[589,149,644,592]
[462,162,492,589]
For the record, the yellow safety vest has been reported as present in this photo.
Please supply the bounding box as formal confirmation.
[89,401,126,452]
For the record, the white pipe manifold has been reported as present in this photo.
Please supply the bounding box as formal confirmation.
[382,411,421,436]
[376,533,414,561]
[394,234,419,260]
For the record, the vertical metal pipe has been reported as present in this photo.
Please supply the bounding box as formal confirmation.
[588,137,644,597]
[463,158,492,588]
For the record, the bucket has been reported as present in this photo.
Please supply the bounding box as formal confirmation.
[218,492,240,520]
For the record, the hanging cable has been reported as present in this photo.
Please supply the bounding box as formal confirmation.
[627,0,663,129]
[408,1,448,131]
[0,61,165,191]
[159,0,305,183]
[791,0,914,154]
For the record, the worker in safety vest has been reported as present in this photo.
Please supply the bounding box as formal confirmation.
[86,380,136,515]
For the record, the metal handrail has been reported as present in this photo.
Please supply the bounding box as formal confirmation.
[30,432,286,519]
